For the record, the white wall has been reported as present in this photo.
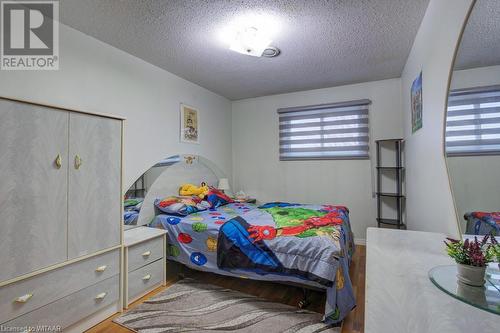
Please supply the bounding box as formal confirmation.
[0,24,233,190]
[401,0,474,237]
[447,156,500,231]
[451,65,500,90]
[231,78,402,241]
[447,65,500,231]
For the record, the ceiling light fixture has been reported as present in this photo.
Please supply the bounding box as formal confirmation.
[229,26,272,57]
[262,46,280,58]
[218,13,281,58]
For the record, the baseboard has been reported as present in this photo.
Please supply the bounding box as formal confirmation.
[354,238,366,246]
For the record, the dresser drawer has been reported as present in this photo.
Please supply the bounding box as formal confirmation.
[128,236,163,272]
[4,275,119,329]
[128,259,164,301]
[0,249,119,323]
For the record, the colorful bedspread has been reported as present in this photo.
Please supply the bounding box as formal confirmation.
[124,198,143,225]
[150,202,355,324]
[465,212,500,235]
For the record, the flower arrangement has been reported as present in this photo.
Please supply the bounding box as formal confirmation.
[491,235,500,264]
[444,234,497,267]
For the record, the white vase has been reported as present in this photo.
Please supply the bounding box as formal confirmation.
[456,263,486,287]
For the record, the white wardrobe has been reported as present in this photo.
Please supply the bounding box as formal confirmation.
[0,97,123,331]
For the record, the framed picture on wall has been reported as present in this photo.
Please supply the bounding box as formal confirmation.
[180,103,199,144]
[411,71,423,133]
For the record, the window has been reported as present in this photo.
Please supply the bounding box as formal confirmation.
[278,99,371,160]
[446,85,500,156]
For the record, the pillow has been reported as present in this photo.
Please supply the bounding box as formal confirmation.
[154,196,210,216]
[206,187,234,209]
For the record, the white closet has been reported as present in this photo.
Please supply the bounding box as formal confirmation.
[0,97,124,331]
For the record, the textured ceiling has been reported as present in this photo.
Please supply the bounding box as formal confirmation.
[60,0,430,100]
[454,0,500,70]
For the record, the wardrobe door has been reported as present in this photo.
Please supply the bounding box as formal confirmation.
[68,113,121,259]
[0,99,68,282]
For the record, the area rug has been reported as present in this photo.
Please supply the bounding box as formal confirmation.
[114,278,340,332]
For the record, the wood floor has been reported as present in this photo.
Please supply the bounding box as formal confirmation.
[86,245,366,333]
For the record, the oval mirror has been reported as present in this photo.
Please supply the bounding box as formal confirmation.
[445,0,500,236]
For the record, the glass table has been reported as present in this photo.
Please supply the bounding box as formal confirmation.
[429,264,500,315]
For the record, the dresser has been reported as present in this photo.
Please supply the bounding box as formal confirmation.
[123,226,167,308]
[0,97,124,332]
[365,228,498,333]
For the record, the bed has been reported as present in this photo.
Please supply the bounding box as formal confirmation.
[149,200,355,325]
[127,154,356,324]
[464,211,500,235]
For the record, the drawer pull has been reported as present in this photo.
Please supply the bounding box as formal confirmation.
[142,251,151,257]
[142,274,152,281]
[55,154,62,169]
[95,292,107,300]
[95,265,107,272]
[74,154,83,169]
[14,293,33,303]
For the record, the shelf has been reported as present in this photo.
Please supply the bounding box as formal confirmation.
[377,218,402,225]
[376,166,404,170]
[376,192,405,198]
[375,138,404,142]
[376,137,405,230]
[377,218,406,229]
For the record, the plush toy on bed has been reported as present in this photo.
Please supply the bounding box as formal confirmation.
[179,182,209,198]
[205,187,234,209]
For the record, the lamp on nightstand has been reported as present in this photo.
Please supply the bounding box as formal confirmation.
[218,178,230,194]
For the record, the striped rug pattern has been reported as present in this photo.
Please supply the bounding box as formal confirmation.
[114,279,339,333]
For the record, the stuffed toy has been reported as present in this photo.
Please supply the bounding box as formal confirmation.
[179,182,209,198]
[205,187,234,209]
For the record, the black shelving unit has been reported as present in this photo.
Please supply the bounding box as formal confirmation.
[376,139,405,229]
[126,174,146,198]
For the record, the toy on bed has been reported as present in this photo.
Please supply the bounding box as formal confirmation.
[205,187,234,208]
[154,195,210,216]
[177,183,234,209]
[464,211,500,235]
[179,182,209,198]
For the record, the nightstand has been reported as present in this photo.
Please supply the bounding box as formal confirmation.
[123,226,167,308]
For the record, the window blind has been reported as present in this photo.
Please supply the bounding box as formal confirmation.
[446,85,500,156]
[278,99,371,160]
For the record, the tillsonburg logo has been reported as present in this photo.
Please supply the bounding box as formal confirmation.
[1,1,59,70]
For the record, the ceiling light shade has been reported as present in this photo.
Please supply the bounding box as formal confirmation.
[229,27,272,57]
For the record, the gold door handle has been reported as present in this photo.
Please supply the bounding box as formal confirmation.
[55,154,62,169]
[74,155,82,169]
[142,251,151,257]
[14,293,33,303]
[95,292,107,300]
[142,274,151,281]
[95,265,107,272]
